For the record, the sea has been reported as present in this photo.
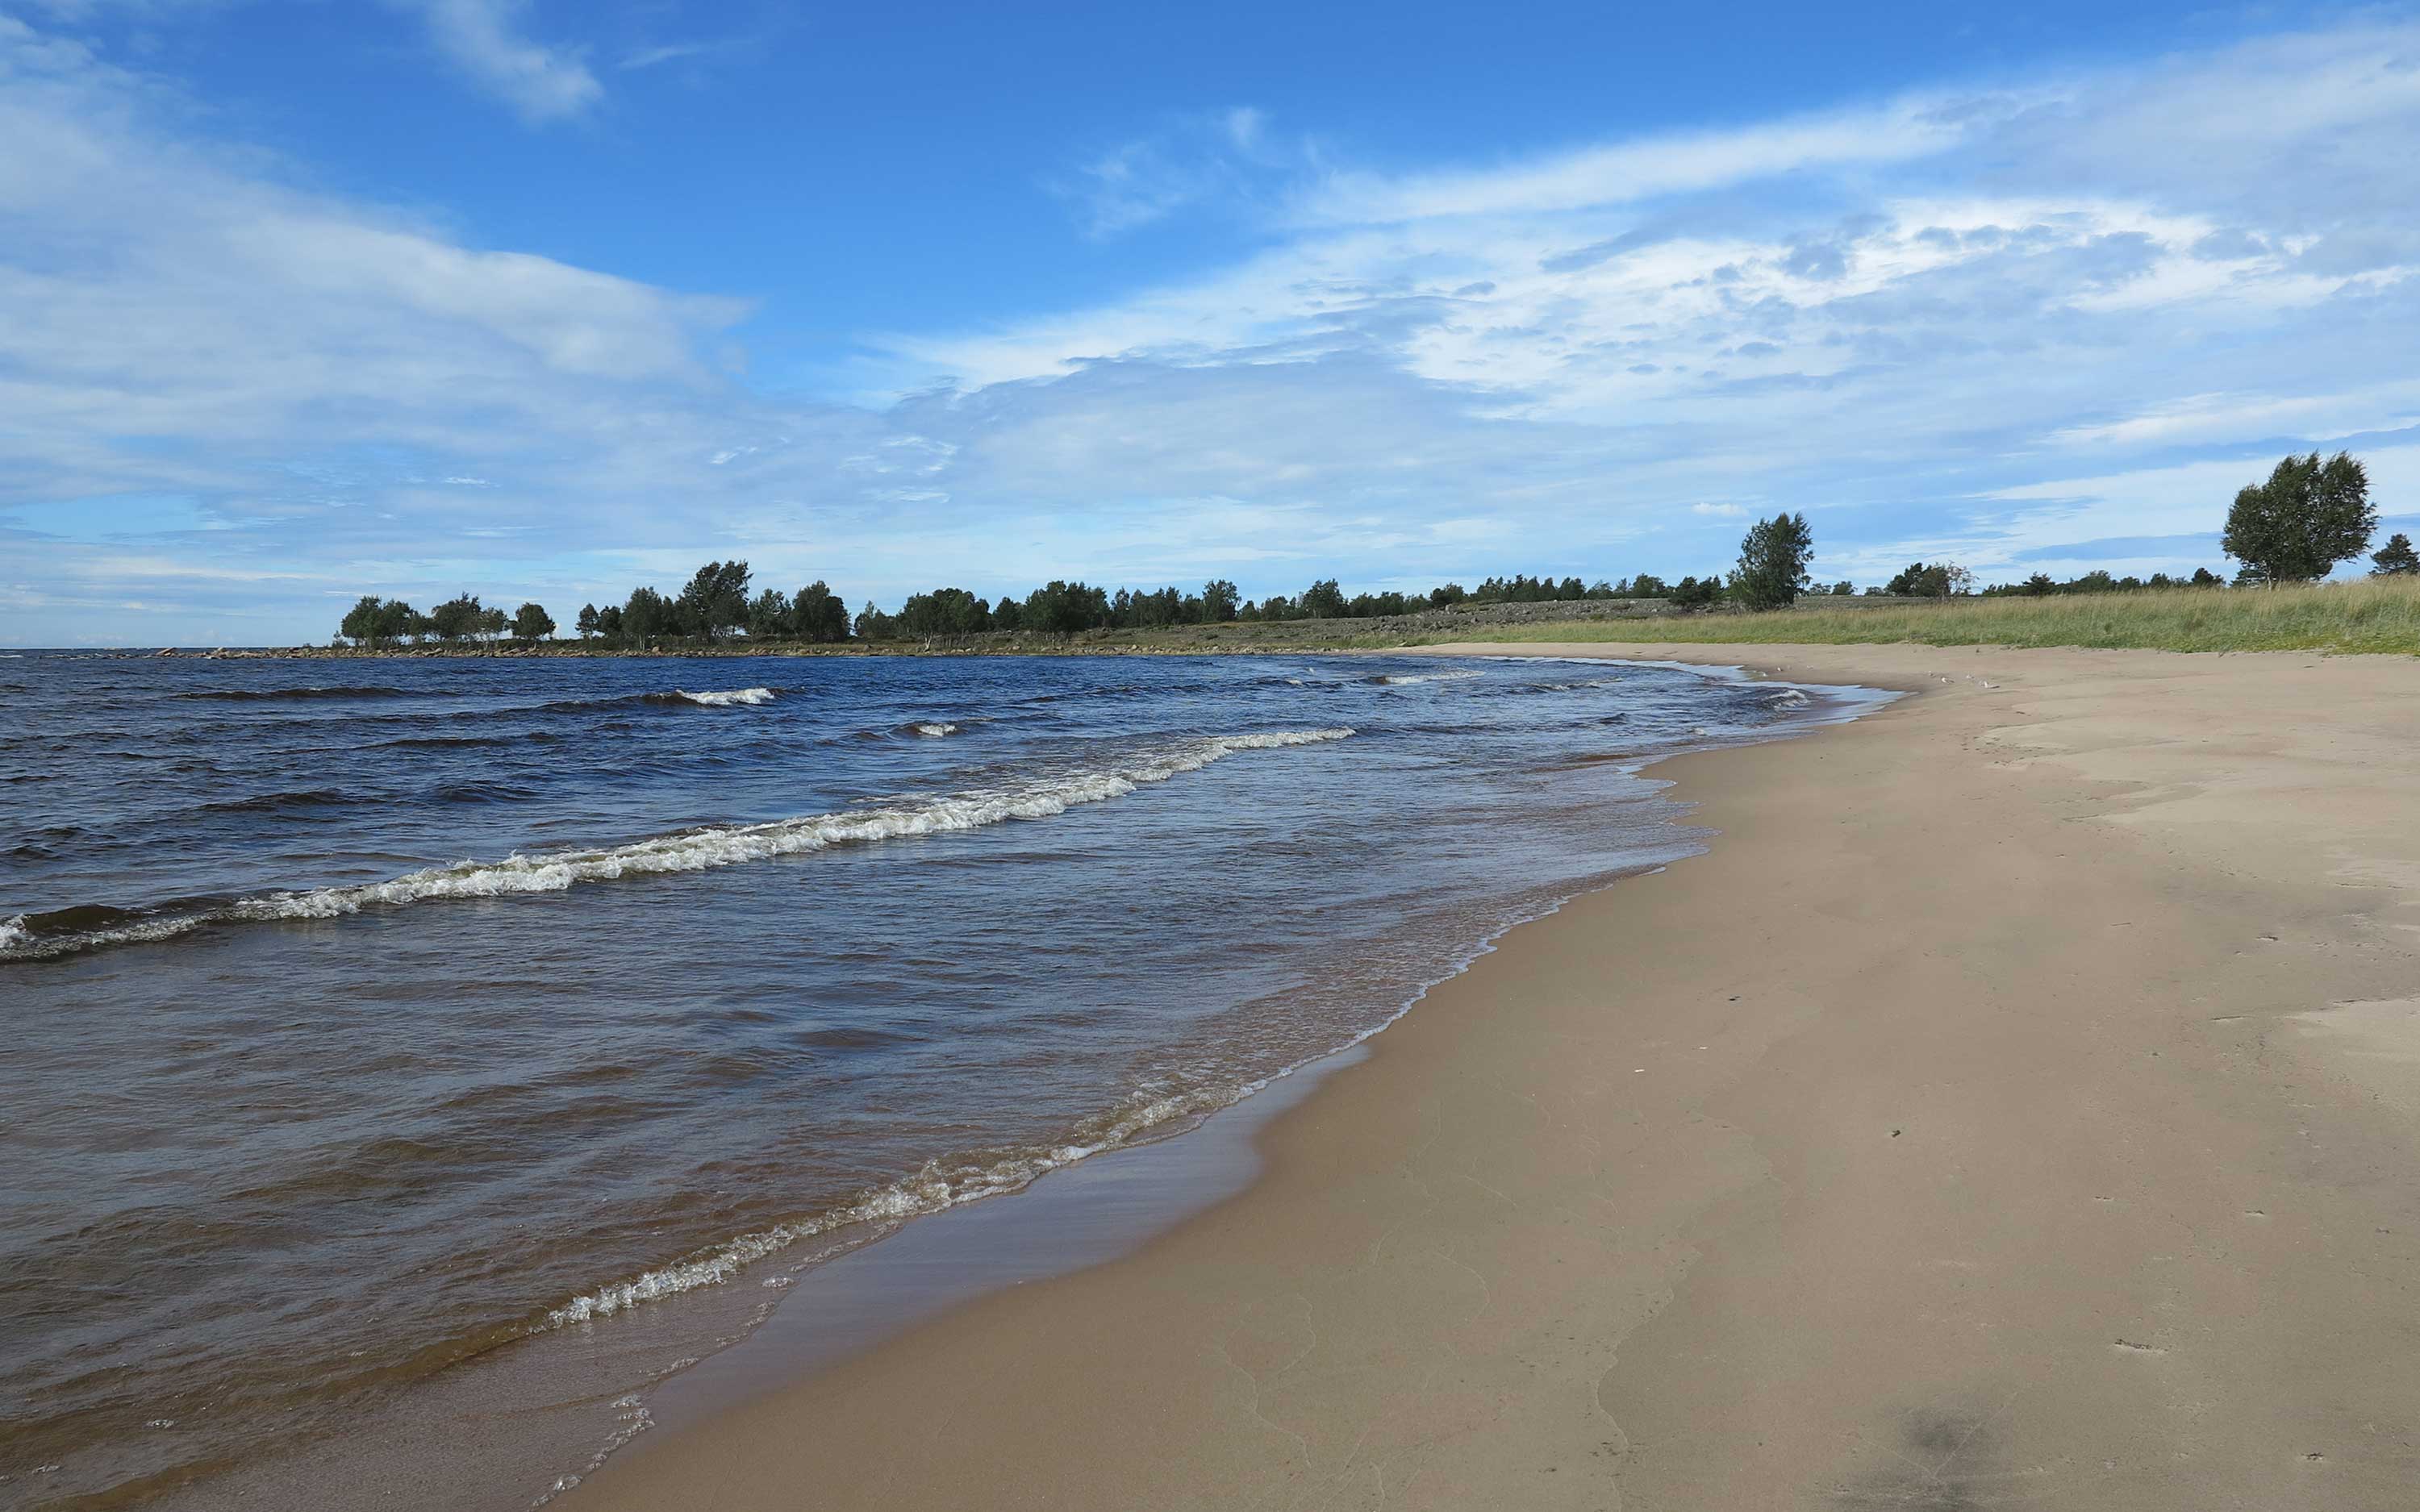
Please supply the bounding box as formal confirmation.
[0,649,1886,1509]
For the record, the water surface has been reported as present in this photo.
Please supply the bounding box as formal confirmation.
[0,651,1872,1507]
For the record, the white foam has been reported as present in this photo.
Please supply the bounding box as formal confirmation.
[4,728,1355,963]
[0,915,25,952]
[675,687,774,707]
[1376,669,1479,685]
[910,722,958,737]
[541,1073,1266,1330]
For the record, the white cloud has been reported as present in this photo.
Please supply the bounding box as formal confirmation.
[2049,388,2420,449]
[10,15,2420,644]
[1297,94,1987,224]
[405,0,601,123]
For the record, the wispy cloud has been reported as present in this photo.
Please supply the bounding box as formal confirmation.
[618,34,762,73]
[404,0,601,122]
[1296,94,1992,224]
[1049,106,1308,237]
[8,15,2420,644]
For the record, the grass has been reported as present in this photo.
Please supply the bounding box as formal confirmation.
[1405,577,2420,657]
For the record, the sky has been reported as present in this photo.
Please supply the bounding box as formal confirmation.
[3,1,2418,645]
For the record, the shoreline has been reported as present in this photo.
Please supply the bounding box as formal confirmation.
[565,640,2420,1510]
[131,655,1863,1512]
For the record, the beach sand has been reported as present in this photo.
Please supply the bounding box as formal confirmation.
[573,644,2420,1510]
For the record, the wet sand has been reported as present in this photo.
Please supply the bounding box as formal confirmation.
[574,643,2420,1510]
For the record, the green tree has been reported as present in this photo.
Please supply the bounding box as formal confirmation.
[1729,511,1814,610]
[793,581,849,642]
[2190,567,2223,587]
[1828,581,1855,596]
[991,595,1026,632]
[623,586,671,644]
[899,587,991,636]
[853,600,899,639]
[511,602,555,641]
[746,588,794,638]
[428,594,485,642]
[1884,562,1968,598]
[1300,578,1347,619]
[2222,452,2375,585]
[1202,579,1241,622]
[1023,580,1108,634]
[575,603,599,639]
[595,603,624,639]
[479,606,507,641]
[2371,531,2418,576]
[1671,574,1721,609]
[340,594,385,645]
[677,560,753,639]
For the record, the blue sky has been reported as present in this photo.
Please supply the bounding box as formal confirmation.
[4,1,2418,644]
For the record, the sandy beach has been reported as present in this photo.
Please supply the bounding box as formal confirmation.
[574,642,2420,1511]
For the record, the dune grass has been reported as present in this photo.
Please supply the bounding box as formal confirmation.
[1417,577,2420,656]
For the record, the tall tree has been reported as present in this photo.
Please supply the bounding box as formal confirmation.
[677,560,753,640]
[2222,452,2376,585]
[340,594,384,646]
[2371,531,2418,577]
[746,588,794,638]
[511,602,555,641]
[428,594,485,642]
[793,581,849,642]
[377,599,419,644]
[575,603,599,639]
[1730,511,1815,610]
[623,586,670,644]
[1202,579,1240,622]
[853,600,899,639]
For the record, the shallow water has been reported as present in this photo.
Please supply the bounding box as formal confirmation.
[0,651,1871,1507]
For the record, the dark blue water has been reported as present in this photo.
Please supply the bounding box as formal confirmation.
[0,650,1872,1508]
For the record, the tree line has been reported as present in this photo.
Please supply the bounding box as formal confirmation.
[332,458,2407,647]
[328,514,1820,646]
[340,593,554,646]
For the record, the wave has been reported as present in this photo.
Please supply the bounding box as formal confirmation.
[177,685,416,702]
[646,687,774,708]
[905,722,958,738]
[1372,669,1480,685]
[0,728,1354,964]
[543,1071,1275,1328]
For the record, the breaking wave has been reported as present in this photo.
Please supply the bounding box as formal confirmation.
[649,687,775,708]
[1372,669,1480,685]
[0,728,1353,964]
[907,722,958,737]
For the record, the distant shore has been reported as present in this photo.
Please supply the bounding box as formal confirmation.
[570,639,2420,1510]
[66,575,2420,660]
